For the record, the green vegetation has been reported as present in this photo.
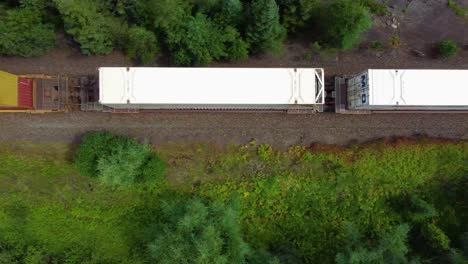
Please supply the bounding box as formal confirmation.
[246,0,286,54]
[0,8,55,57]
[0,136,466,263]
[371,40,384,51]
[448,0,468,20]
[0,0,377,64]
[148,198,251,263]
[74,132,165,186]
[315,0,373,50]
[125,26,160,64]
[435,39,459,58]
[54,0,124,55]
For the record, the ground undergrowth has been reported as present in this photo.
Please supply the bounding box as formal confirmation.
[0,137,466,263]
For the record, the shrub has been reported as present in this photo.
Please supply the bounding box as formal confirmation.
[316,0,372,50]
[96,138,152,187]
[222,26,250,62]
[75,132,161,187]
[391,33,401,47]
[0,8,55,57]
[276,0,320,33]
[336,223,412,264]
[75,131,116,177]
[215,0,244,27]
[142,154,167,182]
[167,13,227,65]
[435,39,458,58]
[359,0,388,16]
[147,0,191,31]
[54,0,124,55]
[448,0,468,20]
[125,26,159,64]
[371,40,384,51]
[246,0,286,54]
[148,197,251,263]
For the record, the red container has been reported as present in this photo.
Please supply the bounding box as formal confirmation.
[18,77,33,109]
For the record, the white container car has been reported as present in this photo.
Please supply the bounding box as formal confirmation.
[335,69,468,112]
[99,67,325,111]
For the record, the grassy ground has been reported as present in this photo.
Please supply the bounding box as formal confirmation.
[0,138,466,263]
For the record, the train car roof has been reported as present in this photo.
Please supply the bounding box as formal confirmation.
[366,69,468,106]
[98,67,324,106]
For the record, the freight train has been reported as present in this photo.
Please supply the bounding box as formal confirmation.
[1,68,467,113]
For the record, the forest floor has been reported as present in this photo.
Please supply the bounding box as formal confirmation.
[0,0,466,76]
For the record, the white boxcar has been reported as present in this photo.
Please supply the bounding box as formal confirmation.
[99,67,324,110]
[347,69,468,111]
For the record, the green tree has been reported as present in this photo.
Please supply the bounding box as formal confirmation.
[336,223,413,264]
[75,132,163,187]
[97,139,152,187]
[222,26,250,61]
[435,39,458,58]
[54,0,124,55]
[147,0,191,32]
[216,0,244,26]
[316,0,372,50]
[246,0,285,54]
[277,0,319,33]
[74,131,116,177]
[125,26,159,64]
[148,198,250,264]
[0,8,55,57]
[167,13,226,65]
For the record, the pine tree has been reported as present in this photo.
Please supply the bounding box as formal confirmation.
[246,0,285,54]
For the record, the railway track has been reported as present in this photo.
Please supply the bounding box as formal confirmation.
[0,112,466,148]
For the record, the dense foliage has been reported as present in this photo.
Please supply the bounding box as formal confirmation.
[0,136,466,263]
[0,8,55,57]
[0,0,381,64]
[435,39,459,58]
[148,198,251,263]
[54,0,123,55]
[315,0,372,49]
[74,131,165,186]
[125,26,160,64]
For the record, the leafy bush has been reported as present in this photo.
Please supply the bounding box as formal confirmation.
[391,33,401,47]
[359,0,388,16]
[75,132,162,186]
[276,0,320,33]
[336,223,412,264]
[148,197,251,263]
[246,0,286,54]
[197,141,467,262]
[448,0,468,20]
[315,0,372,50]
[147,0,191,31]
[0,8,55,57]
[97,139,152,187]
[167,13,227,65]
[75,131,116,177]
[435,39,458,58]
[0,139,466,263]
[371,40,384,51]
[125,26,159,64]
[54,0,123,55]
[215,0,244,27]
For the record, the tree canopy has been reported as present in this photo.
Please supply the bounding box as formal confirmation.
[0,0,379,64]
